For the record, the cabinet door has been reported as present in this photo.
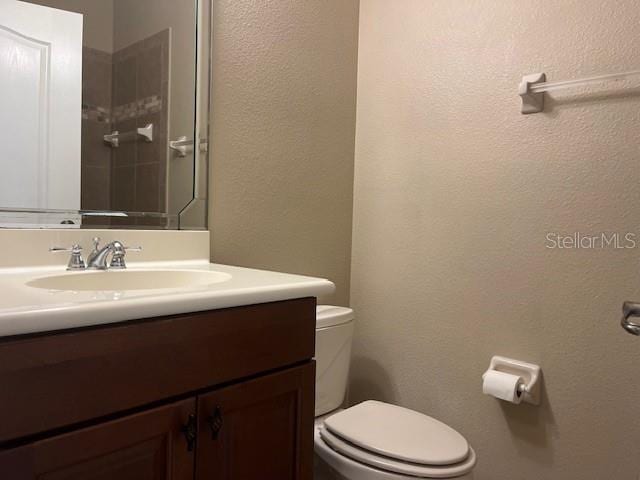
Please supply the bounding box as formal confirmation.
[196,362,315,480]
[0,398,196,480]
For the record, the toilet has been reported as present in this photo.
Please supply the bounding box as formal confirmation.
[314,306,476,480]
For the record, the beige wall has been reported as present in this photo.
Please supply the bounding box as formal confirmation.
[209,0,359,306]
[351,1,640,479]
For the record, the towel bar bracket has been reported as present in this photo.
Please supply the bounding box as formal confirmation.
[519,73,546,114]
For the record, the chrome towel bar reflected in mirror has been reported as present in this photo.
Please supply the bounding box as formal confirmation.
[103,123,154,148]
[621,301,640,336]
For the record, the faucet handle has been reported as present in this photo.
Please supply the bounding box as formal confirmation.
[109,245,142,269]
[49,244,82,254]
[49,244,86,270]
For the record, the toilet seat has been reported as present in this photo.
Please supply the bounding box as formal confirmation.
[319,426,476,478]
[314,401,476,479]
[324,401,470,465]
[315,422,476,480]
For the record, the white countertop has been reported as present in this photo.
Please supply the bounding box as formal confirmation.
[0,261,335,337]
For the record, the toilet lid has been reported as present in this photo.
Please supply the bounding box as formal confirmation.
[323,401,470,466]
[319,426,476,478]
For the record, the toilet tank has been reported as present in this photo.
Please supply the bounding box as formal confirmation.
[315,306,355,417]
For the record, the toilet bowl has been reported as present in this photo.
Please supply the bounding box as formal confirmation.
[314,306,476,479]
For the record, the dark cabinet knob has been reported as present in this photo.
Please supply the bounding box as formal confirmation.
[181,413,197,451]
[206,406,223,440]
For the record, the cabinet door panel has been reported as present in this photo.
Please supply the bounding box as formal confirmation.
[0,398,195,480]
[196,363,315,480]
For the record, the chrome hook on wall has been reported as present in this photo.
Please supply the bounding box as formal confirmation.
[621,301,640,335]
[169,136,209,158]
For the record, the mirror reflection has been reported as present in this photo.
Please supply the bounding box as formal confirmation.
[0,0,205,228]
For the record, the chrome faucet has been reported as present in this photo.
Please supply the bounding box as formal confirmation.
[86,237,142,270]
[50,238,142,270]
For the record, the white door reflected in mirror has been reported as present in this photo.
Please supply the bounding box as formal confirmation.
[0,1,82,210]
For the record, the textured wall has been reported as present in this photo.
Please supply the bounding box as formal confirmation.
[350,1,640,478]
[209,0,359,306]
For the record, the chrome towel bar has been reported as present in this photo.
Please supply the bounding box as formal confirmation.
[103,123,153,148]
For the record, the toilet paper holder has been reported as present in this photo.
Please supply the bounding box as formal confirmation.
[483,356,541,405]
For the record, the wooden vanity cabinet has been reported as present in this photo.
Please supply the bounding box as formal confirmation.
[0,298,316,480]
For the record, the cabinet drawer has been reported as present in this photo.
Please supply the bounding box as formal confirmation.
[0,298,315,444]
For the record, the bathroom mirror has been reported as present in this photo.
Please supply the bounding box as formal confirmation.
[0,0,210,229]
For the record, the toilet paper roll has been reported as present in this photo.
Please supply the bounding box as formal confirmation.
[482,370,525,404]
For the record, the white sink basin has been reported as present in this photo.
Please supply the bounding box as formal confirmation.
[26,269,232,292]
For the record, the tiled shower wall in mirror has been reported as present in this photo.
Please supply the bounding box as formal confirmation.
[81,47,113,211]
[81,30,170,226]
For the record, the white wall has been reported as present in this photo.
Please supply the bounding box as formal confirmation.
[351,1,640,478]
